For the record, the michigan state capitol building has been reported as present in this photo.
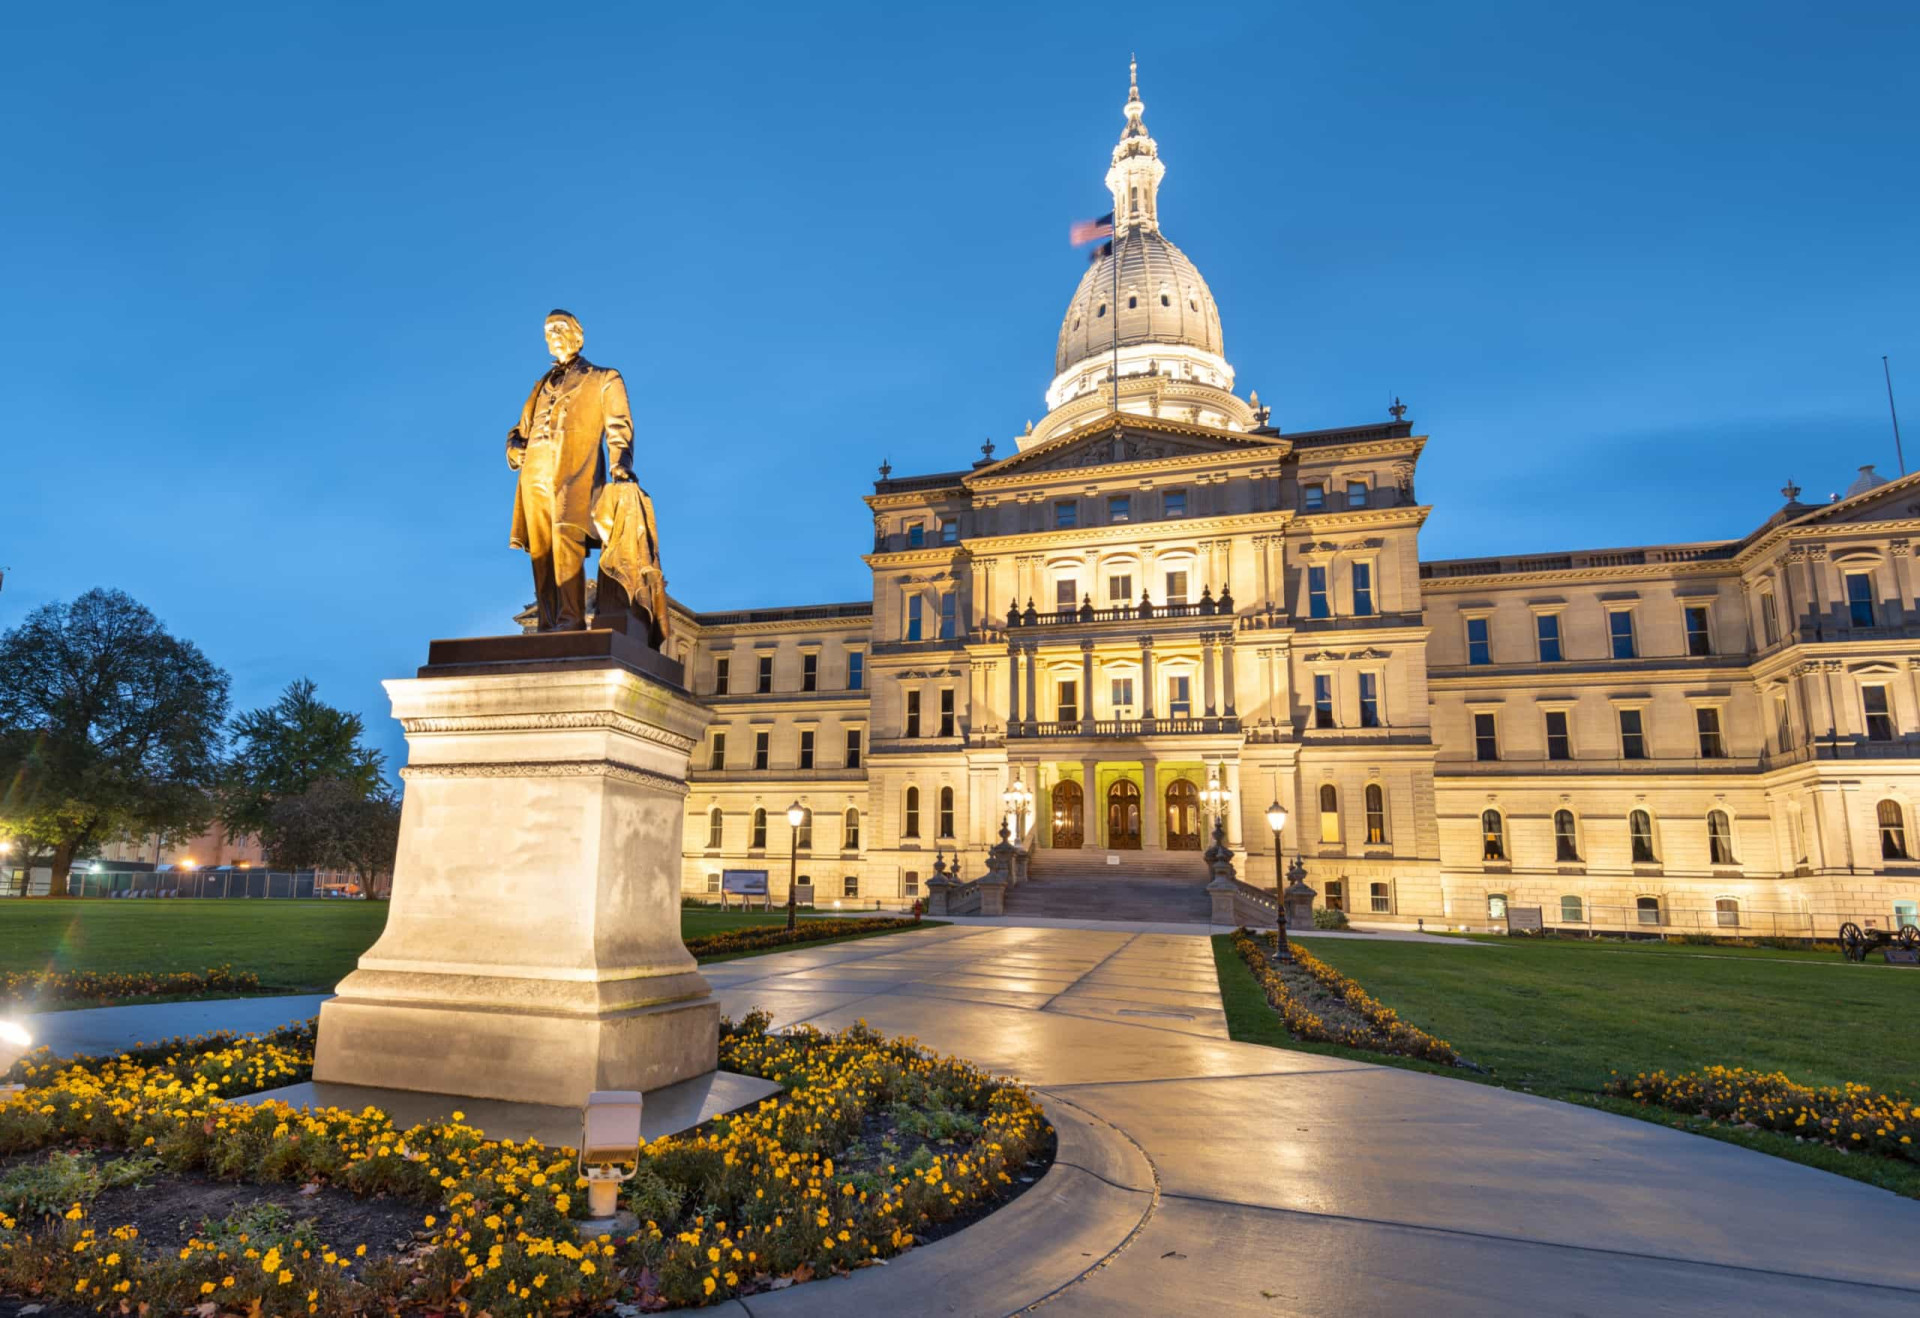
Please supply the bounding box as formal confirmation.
[659,67,1920,938]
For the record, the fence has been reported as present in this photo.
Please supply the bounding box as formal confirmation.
[1527,902,1818,938]
[2,867,368,900]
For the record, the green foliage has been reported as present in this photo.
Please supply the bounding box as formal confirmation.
[220,678,391,868]
[0,588,231,885]
[0,1151,159,1220]
[1313,907,1350,930]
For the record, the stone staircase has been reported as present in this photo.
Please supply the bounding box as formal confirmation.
[1006,848,1214,923]
[1024,848,1209,883]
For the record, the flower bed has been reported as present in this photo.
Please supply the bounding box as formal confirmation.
[684,915,924,959]
[1604,1066,1918,1164]
[0,1010,1049,1313]
[0,966,263,1008]
[1230,928,1464,1067]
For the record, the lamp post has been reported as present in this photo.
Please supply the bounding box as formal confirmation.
[1201,773,1231,836]
[1001,776,1033,842]
[784,801,805,931]
[1265,800,1292,961]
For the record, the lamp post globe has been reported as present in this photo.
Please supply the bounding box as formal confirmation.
[1266,800,1291,961]
[784,801,804,931]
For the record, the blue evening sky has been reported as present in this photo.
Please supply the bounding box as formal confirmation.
[2,1,1915,770]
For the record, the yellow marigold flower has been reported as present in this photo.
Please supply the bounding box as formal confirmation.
[200,1282,216,1295]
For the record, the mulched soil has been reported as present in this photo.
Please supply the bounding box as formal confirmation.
[86,1170,422,1257]
[1260,947,1382,1036]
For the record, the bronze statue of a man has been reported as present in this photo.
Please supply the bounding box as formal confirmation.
[506,310,642,634]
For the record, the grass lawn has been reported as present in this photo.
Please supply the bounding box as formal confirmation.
[1213,932,1920,1198]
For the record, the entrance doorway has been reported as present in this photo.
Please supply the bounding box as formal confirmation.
[1107,780,1142,849]
[1051,780,1084,849]
[1165,779,1201,850]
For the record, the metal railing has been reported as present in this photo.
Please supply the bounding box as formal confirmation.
[1009,715,1241,739]
[2,867,369,900]
[1003,597,1233,628]
[1533,903,1816,938]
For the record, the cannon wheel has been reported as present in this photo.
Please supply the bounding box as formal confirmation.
[1838,922,1867,962]
[1899,924,1919,949]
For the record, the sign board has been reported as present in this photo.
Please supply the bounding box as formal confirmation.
[1506,905,1545,934]
[722,870,769,896]
[1886,946,1919,967]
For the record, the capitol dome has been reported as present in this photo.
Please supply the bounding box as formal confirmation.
[1055,229,1224,375]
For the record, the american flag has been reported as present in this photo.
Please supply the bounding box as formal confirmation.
[1069,212,1114,246]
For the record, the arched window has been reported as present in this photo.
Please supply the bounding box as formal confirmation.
[706,807,723,850]
[1319,784,1340,844]
[938,786,956,838]
[1127,295,1138,309]
[1629,810,1657,864]
[1553,809,1579,862]
[1715,896,1741,928]
[1706,810,1734,866]
[1559,894,1585,923]
[904,787,921,839]
[796,808,813,851]
[1879,799,1909,859]
[1160,292,1171,307]
[750,807,767,850]
[1364,784,1387,845]
[844,807,861,851]
[1481,810,1506,862]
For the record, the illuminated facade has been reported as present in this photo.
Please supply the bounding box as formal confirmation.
[665,68,1920,937]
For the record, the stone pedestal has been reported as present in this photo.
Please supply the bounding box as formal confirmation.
[314,631,718,1108]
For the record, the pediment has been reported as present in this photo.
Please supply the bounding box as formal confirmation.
[976,418,1281,481]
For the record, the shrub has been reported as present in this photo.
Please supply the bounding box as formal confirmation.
[0,966,262,1007]
[685,916,922,959]
[1312,908,1350,931]
[1606,1066,1917,1164]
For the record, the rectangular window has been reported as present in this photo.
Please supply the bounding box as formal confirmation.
[1352,562,1374,617]
[1303,482,1325,512]
[1466,616,1491,666]
[1847,571,1876,628]
[940,519,958,545]
[1683,606,1712,656]
[1165,570,1189,605]
[753,731,769,771]
[1636,895,1662,926]
[1313,674,1335,728]
[1108,495,1131,523]
[1358,672,1380,728]
[799,730,815,770]
[801,653,818,692]
[1308,566,1330,619]
[904,871,920,897]
[707,872,721,893]
[1163,489,1187,518]
[1773,693,1791,751]
[905,690,921,738]
[1054,500,1078,529]
[1346,480,1368,508]
[843,874,859,899]
[1324,879,1345,911]
[1369,881,1391,914]
[1056,578,1078,611]
[1864,685,1895,742]
[1559,895,1584,923]
[757,654,774,693]
[1111,677,1135,709]
[1057,680,1078,725]
[714,656,730,696]
[1168,676,1192,717]
[708,732,726,771]
[1695,706,1726,758]
[1619,708,1646,760]
[1760,591,1780,646]
[1108,574,1133,603]
[847,651,864,690]
[939,689,955,737]
[939,592,956,640]
[845,728,862,768]
[1608,610,1637,659]
[1896,900,1919,931]
[906,595,923,642]
[1474,712,1498,761]
[1545,709,1572,760]
[907,521,925,548]
[1535,613,1562,663]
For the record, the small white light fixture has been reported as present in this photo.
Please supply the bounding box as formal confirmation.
[785,801,805,829]
[1265,801,1288,833]
[578,1090,644,1231]
[0,1019,35,1085]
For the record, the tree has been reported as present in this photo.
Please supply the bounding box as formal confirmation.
[265,778,401,893]
[0,589,231,893]
[221,678,388,848]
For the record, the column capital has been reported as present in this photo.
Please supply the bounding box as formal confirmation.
[1136,634,1155,648]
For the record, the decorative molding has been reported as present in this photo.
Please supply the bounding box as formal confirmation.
[400,758,691,796]
[400,712,697,754]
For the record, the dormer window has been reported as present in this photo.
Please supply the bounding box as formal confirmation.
[1127,295,1137,309]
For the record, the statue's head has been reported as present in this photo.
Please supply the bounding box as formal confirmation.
[544,309,584,363]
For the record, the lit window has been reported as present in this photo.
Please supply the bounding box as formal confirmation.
[906,595,923,642]
[708,733,726,771]
[1308,566,1330,619]
[1109,495,1131,523]
[1369,881,1391,913]
[1898,900,1919,929]
[714,656,730,695]
[1553,810,1579,862]
[751,808,768,850]
[1695,707,1726,758]
[1715,897,1740,928]
[1168,675,1191,717]
[904,787,921,838]
[847,651,864,690]
[1864,685,1894,741]
[1560,894,1584,922]
[1352,562,1374,617]
[1319,784,1340,843]
[1365,783,1387,845]
[1545,709,1571,760]
[1055,501,1078,528]
[940,520,958,545]
[753,731,769,771]
[1630,810,1656,864]
[845,728,862,768]
[758,654,774,693]
[1481,811,1506,862]
[1474,712,1498,761]
[1108,574,1133,602]
[1636,895,1662,925]
[907,522,924,548]
[1536,613,1563,663]
[1358,672,1381,728]
[706,808,723,850]
[1707,810,1734,865]
[1879,799,1908,859]
[1466,616,1491,666]
[1846,572,1876,628]
[1346,480,1368,508]
[802,652,818,692]
[1619,709,1647,760]
[1488,893,1508,919]
[905,690,921,738]
[939,592,956,640]
[1165,570,1189,605]
[799,730,815,770]
[1684,606,1711,656]
[1609,610,1637,659]
[1163,489,1187,517]
[1314,674,1334,728]
[1302,483,1325,512]
[939,689,955,737]
[844,808,860,850]
[1324,878,1345,910]
[938,786,955,838]
[843,874,859,898]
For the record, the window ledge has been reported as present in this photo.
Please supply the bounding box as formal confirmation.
[1481,862,1512,872]
[1556,864,1587,876]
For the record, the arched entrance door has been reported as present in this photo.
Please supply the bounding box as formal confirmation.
[1051,780,1084,849]
[1165,779,1201,850]
[1107,780,1142,850]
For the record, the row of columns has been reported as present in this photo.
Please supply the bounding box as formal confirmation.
[1004,631,1237,726]
[1009,756,1246,851]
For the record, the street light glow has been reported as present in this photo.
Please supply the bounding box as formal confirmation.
[1265,801,1288,832]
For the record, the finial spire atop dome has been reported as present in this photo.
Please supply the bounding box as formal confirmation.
[1107,56,1165,235]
